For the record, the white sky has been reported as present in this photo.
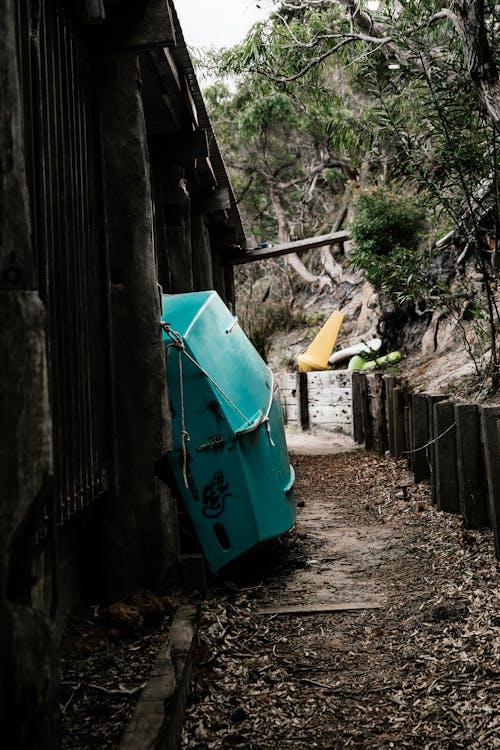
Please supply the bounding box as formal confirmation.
[175,0,273,50]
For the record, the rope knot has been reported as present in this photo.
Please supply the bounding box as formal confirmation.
[161,322,185,350]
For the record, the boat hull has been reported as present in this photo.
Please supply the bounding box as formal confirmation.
[161,291,295,573]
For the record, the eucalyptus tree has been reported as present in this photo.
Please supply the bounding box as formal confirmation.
[204,72,360,287]
[212,0,500,384]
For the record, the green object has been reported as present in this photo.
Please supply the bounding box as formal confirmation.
[348,354,368,371]
[161,291,295,574]
[361,351,403,370]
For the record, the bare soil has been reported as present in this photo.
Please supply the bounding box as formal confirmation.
[181,451,500,750]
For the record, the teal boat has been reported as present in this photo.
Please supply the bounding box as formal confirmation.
[161,291,295,573]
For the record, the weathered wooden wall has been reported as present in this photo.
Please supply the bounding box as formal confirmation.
[277,372,299,427]
[278,370,352,434]
[1,0,243,743]
[98,54,179,600]
[0,1,58,744]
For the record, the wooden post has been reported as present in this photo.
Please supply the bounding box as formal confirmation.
[383,375,396,456]
[164,165,194,294]
[191,212,214,291]
[360,374,372,449]
[297,371,309,431]
[455,404,489,529]
[98,54,180,598]
[392,386,407,459]
[432,401,458,512]
[210,240,227,302]
[351,371,365,444]
[426,395,448,502]
[411,393,431,483]
[405,397,413,470]
[0,1,58,743]
[366,373,387,454]
[481,406,500,557]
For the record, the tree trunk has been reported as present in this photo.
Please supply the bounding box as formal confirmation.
[446,1,500,127]
[267,175,327,285]
[320,246,343,281]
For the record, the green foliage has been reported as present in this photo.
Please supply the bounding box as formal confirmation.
[238,92,298,138]
[197,0,500,382]
[351,189,426,257]
[350,188,428,305]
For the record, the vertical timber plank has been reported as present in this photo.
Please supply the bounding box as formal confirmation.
[433,400,458,512]
[405,397,413,470]
[392,386,407,459]
[384,375,396,456]
[427,395,447,503]
[360,374,372,450]
[411,393,430,483]
[366,373,387,454]
[455,404,489,530]
[351,371,364,444]
[297,371,309,431]
[481,406,500,558]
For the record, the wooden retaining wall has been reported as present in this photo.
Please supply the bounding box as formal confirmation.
[277,370,352,434]
[351,372,500,560]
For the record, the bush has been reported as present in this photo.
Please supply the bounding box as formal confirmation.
[350,188,428,306]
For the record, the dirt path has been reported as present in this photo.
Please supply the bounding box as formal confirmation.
[181,450,500,750]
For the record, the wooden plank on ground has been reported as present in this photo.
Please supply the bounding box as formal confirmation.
[255,601,384,616]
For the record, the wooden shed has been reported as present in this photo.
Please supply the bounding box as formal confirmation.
[0,0,244,744]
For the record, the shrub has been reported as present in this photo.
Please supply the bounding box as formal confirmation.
[350,188,428,306]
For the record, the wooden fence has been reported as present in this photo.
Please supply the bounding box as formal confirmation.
[351,371,500,561]
[278,370,352,434]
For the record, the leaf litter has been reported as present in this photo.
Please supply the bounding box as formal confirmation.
[181,452,500,750]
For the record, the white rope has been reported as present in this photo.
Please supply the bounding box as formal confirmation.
[162,322,277,452]
[164,337,191,489]
[401,421,456,456]
[177,348,190,489]
[181,349,255,427]
[262,370,276,446]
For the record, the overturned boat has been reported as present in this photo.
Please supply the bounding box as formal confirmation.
[161,291,295,573]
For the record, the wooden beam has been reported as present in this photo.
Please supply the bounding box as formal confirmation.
[75,0,106,25]
[88,0,176,52]
[226,230,350,265]
[202,188,231,213]
[149,130,209,161]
